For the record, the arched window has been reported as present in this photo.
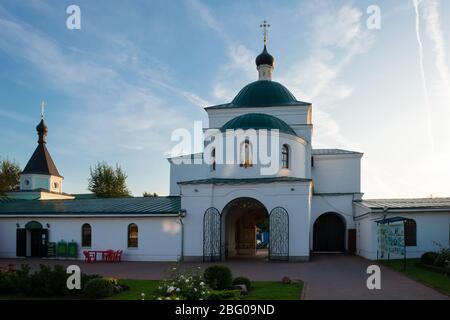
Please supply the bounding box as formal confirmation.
[211,148,216,171]
[128,223,138,248]
[281,144,290,169]
[81,223,92,248]
[404,219,417,246]
[240,140,253,168]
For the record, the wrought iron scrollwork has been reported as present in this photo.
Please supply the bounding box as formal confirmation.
[203,207,221,262]
[269,207,289,261]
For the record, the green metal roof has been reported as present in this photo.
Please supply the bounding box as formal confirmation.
[312,149,363,156]
[205,81,310,110]
[0,196,181,216]
[178,177,311,185]
[360,198,450,211]
[221,113,298,136]
[0,196,24,203]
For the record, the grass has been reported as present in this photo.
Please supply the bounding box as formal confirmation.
[380,259,450,295]
[243,281,303,300]
[107,279,303,300]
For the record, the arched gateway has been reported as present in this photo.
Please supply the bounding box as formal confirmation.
[203,198,289,261]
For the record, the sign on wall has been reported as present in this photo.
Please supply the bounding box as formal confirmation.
[377,221,405,259]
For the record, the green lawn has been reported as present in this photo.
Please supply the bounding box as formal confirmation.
[108,279,303,300]
[380,259,450,295]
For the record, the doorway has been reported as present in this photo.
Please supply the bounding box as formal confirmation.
[313,213,345,252]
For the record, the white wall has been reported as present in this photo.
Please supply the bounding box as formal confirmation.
[312,155,362,194]
[180,181,312,261]
[0,216,182,261]
[355,211,450,260]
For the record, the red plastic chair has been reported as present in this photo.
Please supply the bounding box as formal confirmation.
[103,250,114,262]
[83,250,95,263]
[115,250,123,262]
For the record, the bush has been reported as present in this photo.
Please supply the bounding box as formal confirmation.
[154,267,209,300]
[232,277,251,290]
[84,278,114,299]
[207,289,241,300]
[0,272,15,294]
[204,265,232,290]
[421,252,439,265]
[433,249,450,267]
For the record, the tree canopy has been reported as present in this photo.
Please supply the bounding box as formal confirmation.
[0,158,21,195]
[143,192,158,197]
[88,162,131,198]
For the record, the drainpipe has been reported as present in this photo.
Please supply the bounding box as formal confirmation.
[178,209,187,262]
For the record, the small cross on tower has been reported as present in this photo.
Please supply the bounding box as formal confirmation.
[40,101,46,119]
[260,20,270,45]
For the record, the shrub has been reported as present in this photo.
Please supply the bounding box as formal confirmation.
[154,266,209,300]
[207,289,241,300]
[232,277,251,290]
[421,252,439,265]
[84,278,114,299]
[0,271,15,294]
[204,265,232,290]
[433,249,450,267]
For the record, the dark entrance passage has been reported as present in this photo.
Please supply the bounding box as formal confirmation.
[313,213,345,252]
[16,221,48,258]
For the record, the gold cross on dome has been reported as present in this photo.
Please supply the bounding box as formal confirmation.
[260,20,270,45]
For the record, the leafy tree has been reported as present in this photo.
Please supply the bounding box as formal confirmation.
[143,192,158,197]
[0,158,21,195]
[88,162,131,198]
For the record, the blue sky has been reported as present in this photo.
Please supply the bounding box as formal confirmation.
[0,0,449,198]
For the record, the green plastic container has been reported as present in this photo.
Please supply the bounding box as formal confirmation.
[67,241,78,258]
[57,240,68,257]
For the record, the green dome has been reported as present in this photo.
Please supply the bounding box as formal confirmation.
[221,113,297,136]
[231,80,299,108]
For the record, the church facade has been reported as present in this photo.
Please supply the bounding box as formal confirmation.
[0,43,449,262]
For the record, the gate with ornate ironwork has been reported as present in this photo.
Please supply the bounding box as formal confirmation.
[203,207,221,262]
[269,207,289,261]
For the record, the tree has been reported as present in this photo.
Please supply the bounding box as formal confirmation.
[88,162,131,198]
[0,158,21,195]
[143,192,158,197]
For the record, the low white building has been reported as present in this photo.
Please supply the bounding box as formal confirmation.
[0,41,449,262]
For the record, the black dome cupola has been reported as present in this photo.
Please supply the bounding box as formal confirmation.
[255,45,275,68]
[36,119,48,144]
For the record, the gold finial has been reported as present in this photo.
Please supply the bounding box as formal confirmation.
[40,101,46,119]
[260,20,270,45]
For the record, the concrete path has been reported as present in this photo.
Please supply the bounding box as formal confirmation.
[1,254,448,300]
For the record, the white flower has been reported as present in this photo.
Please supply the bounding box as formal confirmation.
[194,288,197,292]
[157,297,162,300]
[165,297,171,300]
[176,288,180,292]
[200,282,205,286]
[167,286,175,293]
[176,297,180,300]
[185,279,189,283]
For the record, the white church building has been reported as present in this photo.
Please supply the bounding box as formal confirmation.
[0,41,449,263]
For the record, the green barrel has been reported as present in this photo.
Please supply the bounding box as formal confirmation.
[67,241,78,258]
[57,240,68,257]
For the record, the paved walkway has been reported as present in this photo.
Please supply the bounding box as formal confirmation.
[1,254,447,300]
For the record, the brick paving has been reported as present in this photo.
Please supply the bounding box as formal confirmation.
[1,254,448,300]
